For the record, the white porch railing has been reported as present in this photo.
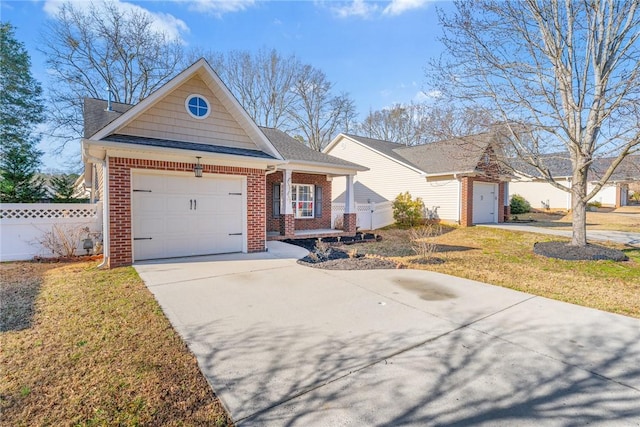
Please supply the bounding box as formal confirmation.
[331,201,394,230]
[0,203,102,261]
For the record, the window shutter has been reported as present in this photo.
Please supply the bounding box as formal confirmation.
[273,183,281,218]
[314,185,323,218]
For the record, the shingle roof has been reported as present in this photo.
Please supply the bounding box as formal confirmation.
[344,132,496,175]
[260,127,367,170]
[509,153,640,182]
[395,134,493,175]
[83,98,133,138]
[102,134,276,159]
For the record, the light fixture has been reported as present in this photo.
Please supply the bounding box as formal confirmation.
[194,156,203,178]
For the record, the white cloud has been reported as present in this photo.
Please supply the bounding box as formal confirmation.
[43,0,189,42]
[187,0,255,16]
[331,0,379,19]
[414,89,441,102]
[383,0,431,16]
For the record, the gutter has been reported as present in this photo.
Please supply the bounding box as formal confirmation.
[82,145,109,268]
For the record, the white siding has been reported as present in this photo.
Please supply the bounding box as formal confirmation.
[588,183,617,206]
[509,179,571,210]
[120,75,258,150]
[327,137,461,222]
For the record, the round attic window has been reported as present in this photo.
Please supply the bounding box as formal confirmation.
[185,94,210,119]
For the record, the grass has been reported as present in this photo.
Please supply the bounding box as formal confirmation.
[0,261,232,426]
[356,226,640,319]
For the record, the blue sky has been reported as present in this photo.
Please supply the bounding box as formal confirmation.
[1,0,450,170]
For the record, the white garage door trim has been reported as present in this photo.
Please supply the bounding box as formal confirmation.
[131,170,247,262]
[473,182,498,224]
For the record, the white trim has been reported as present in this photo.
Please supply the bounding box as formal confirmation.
[184,94,211,119]
[291,183,314,219]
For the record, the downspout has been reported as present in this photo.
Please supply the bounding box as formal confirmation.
[264,165,280,251]
[83,146,109,268]
[455,174,461,225]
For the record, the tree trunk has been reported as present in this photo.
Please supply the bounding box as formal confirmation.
[571,177,588,247]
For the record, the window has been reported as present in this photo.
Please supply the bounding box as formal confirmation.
[292,184,314,218]
[185,94,210,119]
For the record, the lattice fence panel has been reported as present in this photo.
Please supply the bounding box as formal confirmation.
[1,206,98,220]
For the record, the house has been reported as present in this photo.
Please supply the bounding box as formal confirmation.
[508,154,640,210]
[323,133,510,226]
[82,59,366,267]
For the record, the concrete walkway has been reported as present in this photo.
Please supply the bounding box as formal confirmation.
[480,223,640,247]
[135,242,640,426]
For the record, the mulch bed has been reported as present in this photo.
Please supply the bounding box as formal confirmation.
[533,241,629,261]
[285,233,401,270]
[32,254,104,263]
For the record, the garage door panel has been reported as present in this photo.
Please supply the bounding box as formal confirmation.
[135,217,165,236]
[132,172,245,261]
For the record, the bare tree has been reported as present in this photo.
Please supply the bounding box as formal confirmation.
[198,48,302,130]
[288,65,357,151]
[358,103,426,145]
[431,0,640,246]
[40,1,185,148]
[358,102,494,145]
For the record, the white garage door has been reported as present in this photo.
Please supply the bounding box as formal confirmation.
[132,172,245,261]
[473,182,498,224]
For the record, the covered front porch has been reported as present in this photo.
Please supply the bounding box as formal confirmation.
[266,167,358,240]
[266,228,352,241]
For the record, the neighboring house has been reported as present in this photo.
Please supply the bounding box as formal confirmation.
[509,154,640,210]
[324,133,510,226]
[82,59,365,267]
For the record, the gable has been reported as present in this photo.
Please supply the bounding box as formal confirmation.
[118,74,257,151]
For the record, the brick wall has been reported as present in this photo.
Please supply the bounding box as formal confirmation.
[107,157,265,267]
[460,177,473,227]
[266,171,332,233]
[460,176,507,226]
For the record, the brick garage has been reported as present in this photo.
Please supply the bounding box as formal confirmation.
[108,157,266,267]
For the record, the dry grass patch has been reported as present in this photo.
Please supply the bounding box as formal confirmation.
[0,261,231,426]
[370,227,640,319]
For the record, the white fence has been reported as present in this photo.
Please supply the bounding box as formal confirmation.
[0,203,102,261]
[331,201,394,230]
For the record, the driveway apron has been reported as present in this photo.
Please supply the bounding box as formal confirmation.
[134,242,640,426]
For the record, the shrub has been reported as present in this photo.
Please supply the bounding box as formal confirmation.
[393,192,424,227]
[510,194,531,214]
[409,225,441,260]
[587,200,602,210]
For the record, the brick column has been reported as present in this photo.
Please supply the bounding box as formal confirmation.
[280,214,295,238]
[615,183,623,208]
[343,213,357,233]
[498,182,506,223]
[460,177,473,227]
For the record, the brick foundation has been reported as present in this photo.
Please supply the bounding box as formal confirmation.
[343,213,357,233]
[279,214,295,238]
[107,157,266,268]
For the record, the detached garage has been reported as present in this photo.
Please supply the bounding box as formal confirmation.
[324,133,510,226]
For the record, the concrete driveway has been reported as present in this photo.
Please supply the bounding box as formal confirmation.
[135,242,640,426]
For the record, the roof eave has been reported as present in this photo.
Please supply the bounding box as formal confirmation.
[83,138,287,169]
